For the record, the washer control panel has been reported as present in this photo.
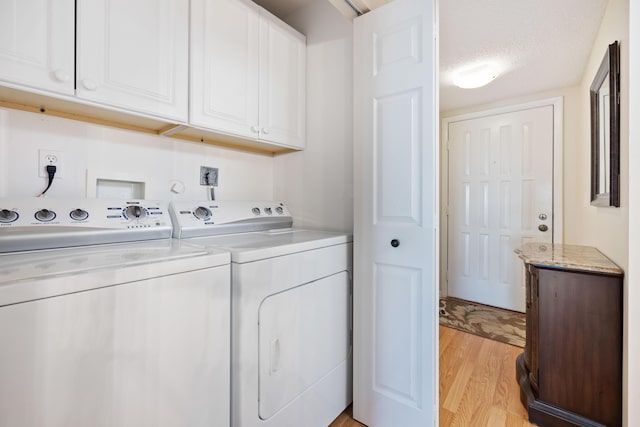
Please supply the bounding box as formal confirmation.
[0,198,172,253]
[169,201,292,238]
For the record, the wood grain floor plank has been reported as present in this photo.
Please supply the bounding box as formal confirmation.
[486,406,508,426]
[505,410,533,427]
[329,326,535,427]
[443,330,487,411]
[328,404,366,427]
[446,339,498,426]
[439,323,457,353]
[439,407,456,426]
[491,341,518,411]
[493,344,530,419]
[441,355,476,412]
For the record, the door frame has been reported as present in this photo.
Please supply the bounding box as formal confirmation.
[439,97,564,296]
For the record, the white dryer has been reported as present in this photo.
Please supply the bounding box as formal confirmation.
[170,201,353,427]
[0,198,231,427]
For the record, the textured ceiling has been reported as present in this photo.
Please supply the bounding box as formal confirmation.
[253,0,610,111]
[439,0,609,111]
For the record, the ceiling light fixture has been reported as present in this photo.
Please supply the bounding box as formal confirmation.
[454,63,499,89]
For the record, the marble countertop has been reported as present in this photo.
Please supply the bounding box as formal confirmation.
[514,243,623,275]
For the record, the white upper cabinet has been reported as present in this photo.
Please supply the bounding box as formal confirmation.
[191,0,306,149]
[190,0,260,140]
[0,0,75,95]
[76,0,189,122]
[259,9,306,148]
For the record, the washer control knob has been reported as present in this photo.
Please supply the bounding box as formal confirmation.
[35,209,56,222]
[69,208,89,221]
[193,206,212,220]
[124,205,146,220]
[0,209,18,223]
[275,206,284,215]
[252,207,261,215]
[264,207,273,215]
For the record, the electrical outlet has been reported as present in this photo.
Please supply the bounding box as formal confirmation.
[200,166,218,186]
[38,150,63,178]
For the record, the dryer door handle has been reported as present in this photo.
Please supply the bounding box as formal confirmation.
[270,338,281,375]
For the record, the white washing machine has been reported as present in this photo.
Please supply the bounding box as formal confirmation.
[0,198,231,427]
[170,201,353,427]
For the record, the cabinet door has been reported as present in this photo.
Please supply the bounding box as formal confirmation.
[0,0,74,95]
[259,10,306,149]
[537,268,622,426]
[190,0,260,139]
[76,0,188,122]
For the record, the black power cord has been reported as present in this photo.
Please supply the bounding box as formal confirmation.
[38,165,57,197]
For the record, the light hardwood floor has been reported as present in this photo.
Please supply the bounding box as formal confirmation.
[329,326,535,427]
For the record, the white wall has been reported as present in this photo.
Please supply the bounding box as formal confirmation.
[273,0,354,233]
[569,1,631,422]
[568,0,629,269]
[626,1,639,425]
[0,107,274,201]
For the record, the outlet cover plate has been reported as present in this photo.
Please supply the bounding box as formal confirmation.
[38,149,63,178]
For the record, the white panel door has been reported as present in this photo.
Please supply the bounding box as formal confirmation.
[447,106,554,312]
[0,0,74,95]
[259,9,306,149]
[353,0,438,426]
[190,0,260,139]
[76,0,189,122]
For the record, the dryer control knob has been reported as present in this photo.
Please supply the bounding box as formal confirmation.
[275,206,284,215]
[264,207,273,215]
[35,209,56,222]
[193,206,212,220]
[252,207,261,215]
[70,208,89,221]
[0,209,18,223]
[124,205,146,220]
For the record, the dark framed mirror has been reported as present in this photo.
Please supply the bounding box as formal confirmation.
[590,40,620,207]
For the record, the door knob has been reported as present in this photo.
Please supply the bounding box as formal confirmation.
[390,239,400,247]
[538,224,548,232]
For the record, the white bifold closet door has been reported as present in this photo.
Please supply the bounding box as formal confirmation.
[353,0,438,425]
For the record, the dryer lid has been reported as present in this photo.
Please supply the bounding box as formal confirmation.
[186,229,352,263]
[0,240,229,306]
